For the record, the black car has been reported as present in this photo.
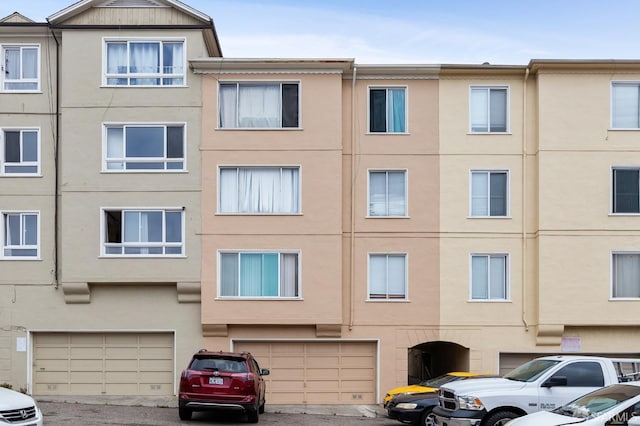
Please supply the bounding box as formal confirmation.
[387,391,438,426]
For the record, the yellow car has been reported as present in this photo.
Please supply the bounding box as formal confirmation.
[383,372,492,407]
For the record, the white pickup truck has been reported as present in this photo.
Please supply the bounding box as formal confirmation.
[431,355,640,426]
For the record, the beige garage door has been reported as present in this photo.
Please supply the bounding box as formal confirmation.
[33,333,174,396]
[235,341,376,404]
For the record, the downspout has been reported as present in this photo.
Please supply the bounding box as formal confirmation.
[521,68,529,330]
[48,21,60,289]
[349,66,357,330]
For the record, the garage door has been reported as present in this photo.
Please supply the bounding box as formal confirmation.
[235,341,376,404]
[33,333,174,396]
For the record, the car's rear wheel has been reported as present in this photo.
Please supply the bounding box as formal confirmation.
[178,407,192,421]
[420,411,435,426]
[247,408,259,423]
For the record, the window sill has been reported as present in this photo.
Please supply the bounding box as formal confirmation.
[99,255,186,258]
[467,299,511,303]
[366,215,410,219]
[0,256,41,261]
[609,213,640,216]
[467,132,512,135]
[608,128,640,131]
[366,298,409,302]
[215,212,303,216]
[365,132,410,135]
[0,174,42,178]
[101,170,188,174]
[1,90,42,94]
[215,127,303,131]
[467,215,512,219]
[609,297,640,301]
[215,297,303,301]
[101,85,188,89]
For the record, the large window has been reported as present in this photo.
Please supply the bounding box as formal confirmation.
[219,167,300,214]
[104,39,184,86]
[471,254,508,300]
[612,82,640,129]
[368,254,407,300]
[103,208,183,256]
[219,82,299,128]
[368,170,407,217]
[613,168,640,213]
[2,45,39,91]
[2,212,38,258]
[2,128,39,175]
[104,124,185,171]
[470,86,508,133]
[219,251,300,298]
[612,252,640,298]
[470,170,508,217]
[369,87,406,133]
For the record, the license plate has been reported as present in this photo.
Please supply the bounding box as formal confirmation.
[209,377,223,385]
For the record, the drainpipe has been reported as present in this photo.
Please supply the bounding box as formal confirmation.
[48,21,60,289]
[521,68,529,331]
[349,66,357,330]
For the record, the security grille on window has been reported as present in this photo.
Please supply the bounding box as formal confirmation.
[220,252,299,298]
[470,86,508,133]
[612,82,640,129]
[369,87,406,133]
[368,170,407,216]
[2,212,38,258]
[103,209,183,256]
[471,254,508,300]
[613,168,640,213]
[105,40,184,86]
[612,253,640,298]
[105,124,184,171]
[2,129,39,175]
[219,82,299,128]
[2,45,39,91]
[219,167,300,214]
[470,170,508,217]
[369,254,407,300]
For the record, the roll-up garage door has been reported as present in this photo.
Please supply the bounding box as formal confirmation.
[235,341,377,404]
[33,332,174,396]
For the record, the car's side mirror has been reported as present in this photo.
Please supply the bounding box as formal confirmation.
[541,376,568,388]
[261,368,270,376]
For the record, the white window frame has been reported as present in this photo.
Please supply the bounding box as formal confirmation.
[217,165,302,214]
[1,44,40,92]
[102,37,186,87]
[469,85,510,134]
[611,251,640,300]
[1,127,40,176]
[469,253,509,301]
[217,249,302,299]
[469,169,510,218]
[217,80,301,129]
[611,81,640,130]
[100,207,185,257]
[367,85,408,134]
[367,253,408,301]
[367,169,408,217]
[1,210,40,260]
[102,122,186,172]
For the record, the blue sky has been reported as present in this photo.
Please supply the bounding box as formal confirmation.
[3,0,640,64]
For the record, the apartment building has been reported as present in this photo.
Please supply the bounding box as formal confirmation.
[0,0,220,395]
[3,0,640,406]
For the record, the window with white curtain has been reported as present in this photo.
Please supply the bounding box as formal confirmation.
[104,124,184,171]
[368,254,407,300]
[103,208,183,256]
[104,39,184,86]
[219,251,299,298]
[368,170,407,216]
[1,128,39,175]
[219,167,300,214]
[471,254,508,300]
[2,44,39,91]
[612,82,640,129]
[470,170,508,217]
[219,82,299,128]
[470,86,508,133]
[612,253,640,298]
[369,87,407,133]
[2,211,39,258]
[612,167,640,213]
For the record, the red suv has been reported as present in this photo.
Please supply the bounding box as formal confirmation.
[178,349,270,423]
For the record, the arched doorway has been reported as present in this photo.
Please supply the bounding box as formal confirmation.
[408,341,469,384]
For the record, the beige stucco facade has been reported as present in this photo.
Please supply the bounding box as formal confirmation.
[3,0,640,406]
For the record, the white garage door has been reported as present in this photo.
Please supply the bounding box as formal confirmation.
[33,332,174,396]
[235,341,377,404]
